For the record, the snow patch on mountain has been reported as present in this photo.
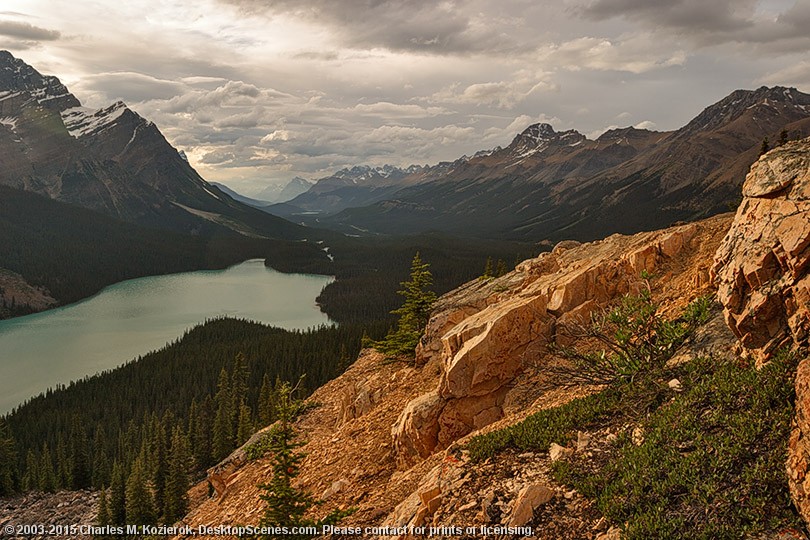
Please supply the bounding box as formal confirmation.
[0,116,17,131]
[61,102,128,139]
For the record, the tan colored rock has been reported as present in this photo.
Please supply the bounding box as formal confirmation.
[549,442,573,462]
[508,483,555,527]
[713,138,810,364]
[576,431,591,452]
[391,391,445,468]
[597,526,623,540]
[321,478,350,500]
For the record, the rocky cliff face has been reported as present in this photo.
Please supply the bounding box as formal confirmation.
[713,138,810,363]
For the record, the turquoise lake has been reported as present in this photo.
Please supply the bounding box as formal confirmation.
[0,260,333,413]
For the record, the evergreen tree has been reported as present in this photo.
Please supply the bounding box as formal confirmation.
[258,374,274,426]
[38,443,57,492]
[125,457,156,526]
[481,256,494,279]
[109,461,127,527]
[254,382,350,539]
[760,136,770,155]
[237,403,254,446]
[97,486,110,527]
[146,415,168,518]
[22,449,39,491]
[0,418,18,495]
[371,252,437,357]
[55,434,70,489]
[230,353,250,416]
[69,416,91,490]
[163,427,192,524]
[92,428,110,489]
[779,128,789,146]
[495,259,508,277]
[190,396,213,470]
[212,368,234,462]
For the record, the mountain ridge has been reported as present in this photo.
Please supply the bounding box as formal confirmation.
[313,86,810,241]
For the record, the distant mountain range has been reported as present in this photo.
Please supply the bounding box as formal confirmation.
[0,50,303,240]
[275,86,810,241]
[3,49,809,247]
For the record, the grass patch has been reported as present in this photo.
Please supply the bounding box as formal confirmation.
[554,351,802,539]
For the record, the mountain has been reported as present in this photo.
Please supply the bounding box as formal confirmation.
[253,176,314,204]
[322,86,810,241]
[266,164,431,218]
[0,50,304,240]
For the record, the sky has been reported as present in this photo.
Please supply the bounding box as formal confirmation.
[1,0,808,195]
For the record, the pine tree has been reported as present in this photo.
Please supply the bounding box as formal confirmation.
[254,382,350,539]
[237,403,254,446]
[97,486,110,527]
[760,136,770,155]
[38,444,57,492]
[495,259,508,277]
[92,428,110,489]
[779,128,789,146]
[258,374,274,426]
[481,256,494,279]
[55,434,70,489]
[163,427,192,524]
[146,415,169,518]
[190,396,214,470]
[125,457,156,526]
[371,252,437,358]
[0,418,18,495]
[212,368,235,462]
[22,449,39,491]
[69,416,91,489]
[109,460,127,527]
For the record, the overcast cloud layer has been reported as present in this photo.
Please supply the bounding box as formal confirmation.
[1,0,808,194]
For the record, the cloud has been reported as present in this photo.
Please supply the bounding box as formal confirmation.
[634,120,656,130]
[72,72,186,104]
[0,20,60,41]
[217,0,512,55]
[575,0,810,53]
[353,102,449,119]
[758,61,810,88]
[536,34,687,73]
[578,0,757,33]
[429,71,558,109]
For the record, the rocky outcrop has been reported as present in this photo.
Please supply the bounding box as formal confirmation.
[393,216,728,467]
[712,138,810,363]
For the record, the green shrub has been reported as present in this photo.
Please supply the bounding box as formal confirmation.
[555,350,803,539]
